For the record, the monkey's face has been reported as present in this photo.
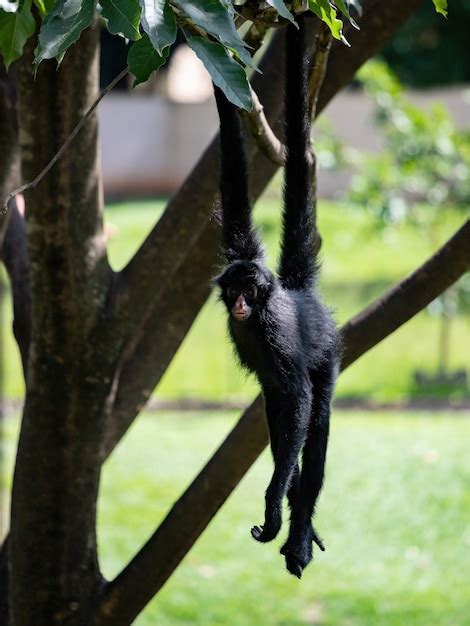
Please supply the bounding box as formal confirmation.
[216,260,273,322]
[226,284,257,321]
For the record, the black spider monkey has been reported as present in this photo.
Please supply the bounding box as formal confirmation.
[213,16,341,578]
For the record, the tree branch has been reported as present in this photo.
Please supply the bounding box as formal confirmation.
[97,218,469,626]
[104,0,423,457]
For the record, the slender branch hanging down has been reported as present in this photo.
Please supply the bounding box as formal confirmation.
[240,18,286,166]
[241,19,331,169]
[2,68,128,215]
[96,219,470,626]
[241,87,286,166]
[308,22,332,120]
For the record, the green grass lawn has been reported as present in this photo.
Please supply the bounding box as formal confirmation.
[2,192,469,401]
[3,409,470,626]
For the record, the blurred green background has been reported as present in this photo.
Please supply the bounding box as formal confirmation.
[2,188,468,625]
[2,190,469,403]
[2,410,469,626]
[2,12,470,623]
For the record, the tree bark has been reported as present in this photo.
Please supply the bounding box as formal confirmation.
[105,0,424,456]
[97,218,470,626]
[0,65,19,247]
[9,23,112,626]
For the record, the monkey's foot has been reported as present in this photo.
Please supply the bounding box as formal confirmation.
[280,541,311,579]
[281,526,325,578]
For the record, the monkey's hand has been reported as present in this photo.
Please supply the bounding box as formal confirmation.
[250,517,282,542]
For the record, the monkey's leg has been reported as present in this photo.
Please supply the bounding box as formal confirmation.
[251,385,311,543]
[281,365,336,578]
[265,396,301,510]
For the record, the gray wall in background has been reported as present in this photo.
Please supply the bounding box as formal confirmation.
[98,87,470,199]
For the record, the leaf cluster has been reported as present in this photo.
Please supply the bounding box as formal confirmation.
[0,0,363,109]
[0,0,448,108]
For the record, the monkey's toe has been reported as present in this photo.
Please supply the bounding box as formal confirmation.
[284,552,304,579]
[250,522,280,543]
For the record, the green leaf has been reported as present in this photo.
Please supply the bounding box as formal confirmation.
[0,0,35,68]
[33,0,56,15]
[185,35,252,111]
[334,0,359,29]
[128,31,169,85]
[308,0,346,44]
[100,0,141,40]
[0,0,18,13]
[175,0,254,69]
[35,0,95,64]
[266,0,296,25]
[432,0,447,17]
[138,0,176,54]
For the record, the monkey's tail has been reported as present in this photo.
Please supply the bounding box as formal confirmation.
[278,16,319,290]
[213,86,263,263]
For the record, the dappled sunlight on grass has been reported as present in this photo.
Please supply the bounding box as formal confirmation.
[93,410,470,626]
[2,409,468,625]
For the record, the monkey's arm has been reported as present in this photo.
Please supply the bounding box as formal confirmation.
[213,86,263,263]
[278,17,318,291]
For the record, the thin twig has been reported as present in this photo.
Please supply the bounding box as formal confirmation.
[241,87,286,165]
[305,20,332,253]
[240,20,286,165]
[2,67,129,215]
[308,22,332,120]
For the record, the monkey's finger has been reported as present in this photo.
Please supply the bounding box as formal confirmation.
[250,525,263,540]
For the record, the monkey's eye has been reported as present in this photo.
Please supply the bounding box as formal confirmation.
[247,286,258,300]
[227,287,238,299]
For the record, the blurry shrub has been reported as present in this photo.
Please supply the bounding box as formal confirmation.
[348,60,470,224]
[345,60,469,389]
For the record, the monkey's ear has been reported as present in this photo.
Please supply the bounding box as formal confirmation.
[258,280,273,300]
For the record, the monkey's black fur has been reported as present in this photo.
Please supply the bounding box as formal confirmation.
[214,17,341,579]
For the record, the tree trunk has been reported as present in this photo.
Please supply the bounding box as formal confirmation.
[8,23,113,626]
